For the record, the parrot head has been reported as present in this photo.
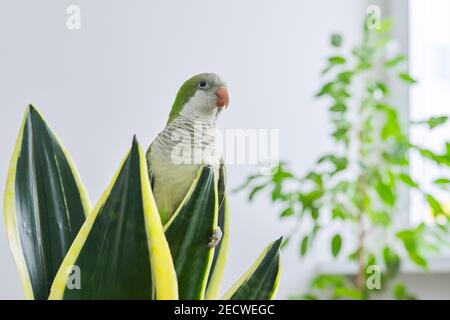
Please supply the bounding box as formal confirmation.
[167,73,229,125]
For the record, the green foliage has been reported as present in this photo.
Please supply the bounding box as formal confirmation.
[331,234,342,257]
[330,33,343,47]
[238,16,450,300]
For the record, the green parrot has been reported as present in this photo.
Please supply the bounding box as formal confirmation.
[146,73,229,245]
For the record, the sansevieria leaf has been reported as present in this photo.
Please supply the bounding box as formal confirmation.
[49,137,178,299]
[205,164,229,299]
[222,237,282,300]
[164,165,218,300]
[4,105,90,300]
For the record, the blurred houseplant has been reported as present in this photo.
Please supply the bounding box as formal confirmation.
[3,105,281,300]
[238,17,450,299]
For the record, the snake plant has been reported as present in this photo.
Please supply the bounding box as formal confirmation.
[3,105,281,300]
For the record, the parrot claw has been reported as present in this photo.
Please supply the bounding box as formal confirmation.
[207,227,223,248]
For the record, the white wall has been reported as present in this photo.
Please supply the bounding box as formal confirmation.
[0,0,378,299]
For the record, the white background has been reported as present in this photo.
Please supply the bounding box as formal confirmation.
[1,0,449,299]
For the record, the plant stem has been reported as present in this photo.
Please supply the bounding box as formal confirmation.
[356,175,366,294]
[356,103,368,297]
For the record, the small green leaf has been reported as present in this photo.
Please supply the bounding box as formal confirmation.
[281,237,290,249]
[410,252,428,269]
[272,168,294,183]
[427,116,448,129]
[384,55,407,68]
[271,184,283,201]
[396,230,428,269]
[311,274,346,289]
[393,282,406,299]
[398,72,417,85]
[337,71,354,83]
[426,194,444,216]
[330,103,347,112]
[331,206,346,220]
[369,211,391,227]
[302,294,319,300]
[333,286,363,300]
[328,56,346,65]
[330,33,343,47]
[393,282,416,300]
[348,249,360,261]
[300,236,309,257]
[332,126,350,142]
[383,247,400,277]
[375,180,396,206]
[434,178,450,185]
[280,207,294,218]
[375,81,389,96]
[398,173,419,188]
[248,184,266,201]
[310,207,319,221]
[412,116,449,129]
[331,234,342,257]
[316,82,333,97]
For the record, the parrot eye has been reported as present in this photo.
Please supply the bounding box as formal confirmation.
[198,80,209,89]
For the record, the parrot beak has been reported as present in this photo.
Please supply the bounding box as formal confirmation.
[215,86,229,108]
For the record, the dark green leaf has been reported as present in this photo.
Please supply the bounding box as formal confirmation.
[4,106,89,300]
[206,164,229,299]
[223,238,282,300]
[165,166,218,299]
[330,33,343,47]
[51,138,177,299]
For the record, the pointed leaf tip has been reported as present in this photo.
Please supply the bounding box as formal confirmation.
[27,104,36,112]
[5,105,89,299]
[276,236,283,246]
[222,238,282,300]
[131,135,140,151]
